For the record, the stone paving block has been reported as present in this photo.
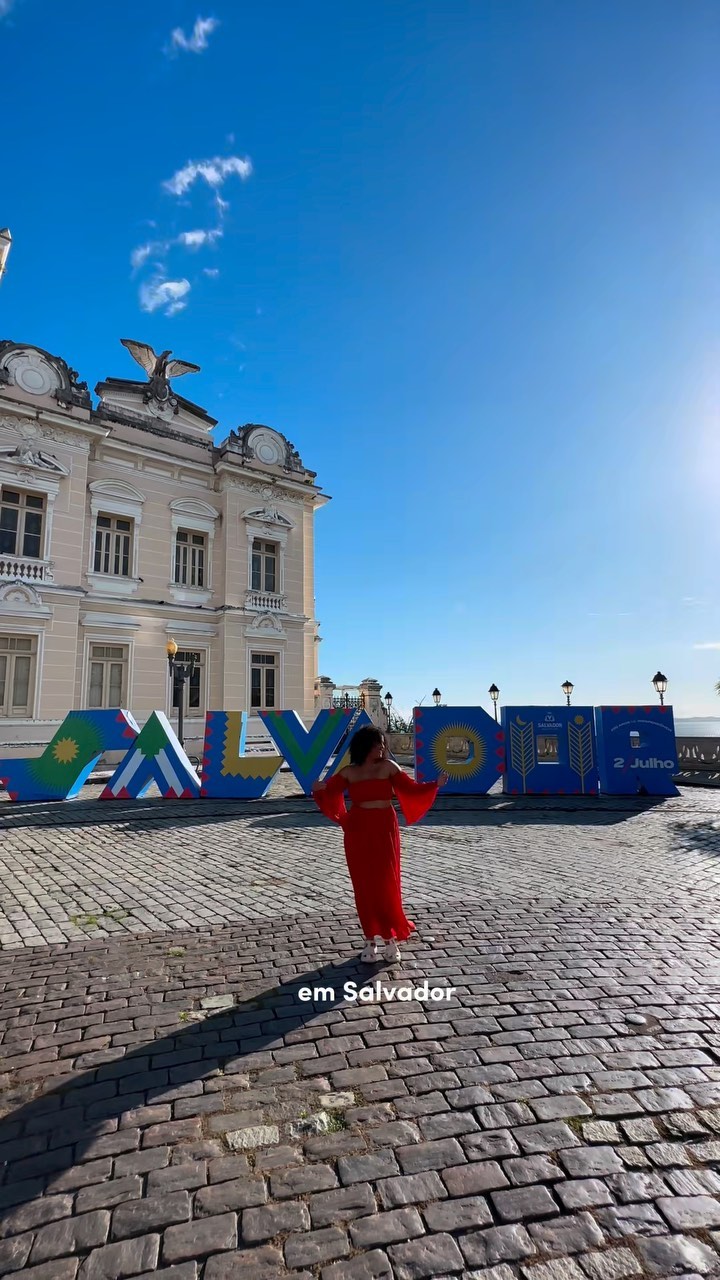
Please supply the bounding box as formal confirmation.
[556,1178,613,1210]
[202,1243,283,1278]
[111,1192,191,1239]
[388,1231,465,1279]
[559,1146,624,1177]
[285,1225,351,1267]
[395,1136,465,1174]
[492,1184,560,1222]
[0,1233,33,1274]
[529,1211,605,1254]
[337,1150,400,1184]
[520,1260,586,1280]
[578,1247,641,1280]
[79,1234,161,1278]
[271,1164,338,1198]
[605,1171,669,1202]
[194,1176,267,1214]
[505,1154,565,1185]
[349,1206,425,1247]
[0,1192,73,1238]
[309,1182,377,1227]
[636,1232,720,1274]
[462,1129,520,1161]
[163,1213,237,1262]
[321,1249,392,1279]
[594,1203,669,1238]
[441,1159,508,1195]
[30,1210,110,1263]
[656,1193,720,1229]
[461,1221,536,1267]
[18,1263,80,1280]
[377,1171,448,1207]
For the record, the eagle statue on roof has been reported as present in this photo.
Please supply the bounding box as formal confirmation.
[120,339,200,407]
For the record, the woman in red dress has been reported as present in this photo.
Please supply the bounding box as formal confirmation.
[312,726,448,962]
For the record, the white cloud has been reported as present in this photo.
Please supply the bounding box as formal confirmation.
[693,642,720,650]
[163,155,253,197]
[203,267,220,278]
[130,242,156,270]
[168,16,219,55]
[178,228,222,249]
[139,275,191,317]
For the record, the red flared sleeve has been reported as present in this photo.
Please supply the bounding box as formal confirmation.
[391,769,439,825]
[312,771,348,825]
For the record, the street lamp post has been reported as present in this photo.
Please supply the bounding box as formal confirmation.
[166,638,196,748]
[561,679,574,707]
[0,229,11,286]
[489,684,500,722]
[652,671,668,707]
[432,688,442,707]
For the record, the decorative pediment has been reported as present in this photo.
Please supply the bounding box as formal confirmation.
[243,506,294,528]
[0,580,52,618]
[245,612,286,639]
[170,498,219,521]
[0,445,69,476]
[88,479,145,523]
[89,479,146,504]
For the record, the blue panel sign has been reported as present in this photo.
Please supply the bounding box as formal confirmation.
[415,706,505,794]
[501,706,599,795]
[595,705,678,796]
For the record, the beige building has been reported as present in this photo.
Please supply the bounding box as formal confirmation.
[0,339,328,756]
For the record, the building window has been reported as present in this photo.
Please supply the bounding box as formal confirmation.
[174,531,206,588]
[171,650,204,713]
[251,652,278,709]
[0,489,45,559]
[94,515,133,577]
[88,644,128,708]
[0,635,36,717]
[251,540,278,594]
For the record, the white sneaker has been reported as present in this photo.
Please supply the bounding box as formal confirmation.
[360,940,379,963]
[383,939,401,962]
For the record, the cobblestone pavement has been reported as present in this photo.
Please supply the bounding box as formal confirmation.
[1,783,720,947]
[0,789,719,1276]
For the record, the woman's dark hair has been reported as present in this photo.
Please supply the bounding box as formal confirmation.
[349,725,385,765]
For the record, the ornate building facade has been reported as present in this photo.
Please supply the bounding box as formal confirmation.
[0,340,327,756]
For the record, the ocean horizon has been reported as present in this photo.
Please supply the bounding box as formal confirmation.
[675,718,720,738]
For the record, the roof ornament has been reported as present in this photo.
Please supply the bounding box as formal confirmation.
[120,339,200,409]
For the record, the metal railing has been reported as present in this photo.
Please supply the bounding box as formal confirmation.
[333,693,366,711]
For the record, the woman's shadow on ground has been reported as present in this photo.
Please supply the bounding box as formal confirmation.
[0,954,394,1219]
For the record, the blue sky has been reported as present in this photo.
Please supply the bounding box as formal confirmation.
[1,0,719,717]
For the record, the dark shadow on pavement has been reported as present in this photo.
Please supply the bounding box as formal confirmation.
[0,953,410,1220]
[0,793,674,835]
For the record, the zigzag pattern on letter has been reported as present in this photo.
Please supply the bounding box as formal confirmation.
[200,711,283,799]
[100,712,200,800]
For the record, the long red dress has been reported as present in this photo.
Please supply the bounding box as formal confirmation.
[313,770,438,941]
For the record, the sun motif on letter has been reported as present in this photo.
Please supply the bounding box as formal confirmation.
[53,737,79,765]
[431,722,485,779]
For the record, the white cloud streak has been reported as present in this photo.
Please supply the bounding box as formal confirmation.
[139,275,191,317]
[178,228,222,249]
[163,155,253,197]
[168,16,219,55]
[203,267,220,278]
[131,243,156,271]
[693,642,720,651]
